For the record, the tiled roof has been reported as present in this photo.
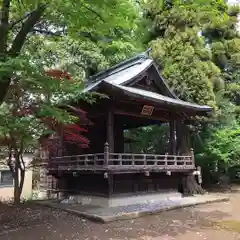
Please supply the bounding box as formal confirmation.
[83,50,212,113]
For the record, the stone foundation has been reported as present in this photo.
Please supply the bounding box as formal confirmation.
[39,193,229,223]
[61,191,182,208]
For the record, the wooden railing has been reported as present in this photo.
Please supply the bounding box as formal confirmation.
[47,143,195,172]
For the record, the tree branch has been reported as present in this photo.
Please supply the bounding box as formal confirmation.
[9,3,46,56]
[19,154,25,171]
[0,0,10,23]
[81,4,104,22]
[7,146,16,176]
[0,0,11,54]
[9,10,35,30]
[19,141,25,171]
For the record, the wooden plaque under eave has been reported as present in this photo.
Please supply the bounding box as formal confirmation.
[141,105,154,116]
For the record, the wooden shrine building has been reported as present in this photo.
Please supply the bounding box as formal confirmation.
[45,51,212,206]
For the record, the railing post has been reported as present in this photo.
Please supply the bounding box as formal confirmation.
[131,155,134,166]
[154,156,157,166]
[119,155,122,166]
[174,155,177,166]
[164,153,168,166]
[94,155,97,166]
[84,155,88,166]
[76,156,80,169]
[104,142,109,166]
[190,148,195,167]
[144,155,147,166]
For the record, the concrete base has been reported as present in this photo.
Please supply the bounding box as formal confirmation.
[61,191,182,207]
[37,193,229,223]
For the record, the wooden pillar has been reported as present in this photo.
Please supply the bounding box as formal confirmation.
[114,118,124,153]
[107,110,114,153]
[169,121,176,154]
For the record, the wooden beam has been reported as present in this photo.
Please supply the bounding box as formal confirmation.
[118,100,173,116]
[114,109,168,122]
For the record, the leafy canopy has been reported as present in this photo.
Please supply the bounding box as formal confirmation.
[0,0,141,103]
[143,0,231,108]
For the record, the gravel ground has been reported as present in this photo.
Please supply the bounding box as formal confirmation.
[0,192,240,240]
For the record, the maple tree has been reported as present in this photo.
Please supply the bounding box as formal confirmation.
[44,69,90,149]
[0,67,90,204]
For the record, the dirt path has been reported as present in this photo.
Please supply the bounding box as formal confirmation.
[1,192,240,240]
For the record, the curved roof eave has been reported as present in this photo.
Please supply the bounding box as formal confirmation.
[101,82,212,113]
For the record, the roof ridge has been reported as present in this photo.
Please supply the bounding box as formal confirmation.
[88,49,152,84]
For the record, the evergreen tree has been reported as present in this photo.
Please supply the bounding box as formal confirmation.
[143,0,232,108]
[203,4,240,107]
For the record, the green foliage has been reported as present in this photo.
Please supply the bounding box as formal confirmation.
[124,124,169,154]
[102,40,139,65]
[202,2,240,107]
[0,54,81,150]
[0,0,142,106]
[0,104,44,149]
[6,0,139,37]
[225,83,240,105]
[145,1,227,107]
[193,95,240,183]
[206,123,240,165]
[131,0,240,185]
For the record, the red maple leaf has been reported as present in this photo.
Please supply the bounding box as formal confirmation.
[40,69,90,158]
[46,69,72,81]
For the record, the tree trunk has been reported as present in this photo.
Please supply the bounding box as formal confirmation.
[181,174,205,196]
[0,3,46,104]
[13,155,25,204]
[176,122,205,195]
[14,183,22,204]
[13,172,25,204]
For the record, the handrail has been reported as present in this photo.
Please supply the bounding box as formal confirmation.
[46,152,194,171]
[50,153,104,160]
[49,153,192,159]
